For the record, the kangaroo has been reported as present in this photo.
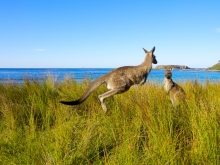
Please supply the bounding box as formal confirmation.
[164,68,186,106]
[60,47,158,112]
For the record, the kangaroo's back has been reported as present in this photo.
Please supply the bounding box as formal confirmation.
[169,82,186,101]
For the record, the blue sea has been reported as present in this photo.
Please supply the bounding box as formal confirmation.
[0,68,219,84]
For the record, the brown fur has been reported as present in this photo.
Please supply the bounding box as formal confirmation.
[164,68,186,106]
[61,47,158,112]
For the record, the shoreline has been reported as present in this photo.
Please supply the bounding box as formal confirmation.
[205,70,220,72]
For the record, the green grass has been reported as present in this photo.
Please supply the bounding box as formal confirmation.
[0,76,220,164]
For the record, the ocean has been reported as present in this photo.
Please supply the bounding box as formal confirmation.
[0,68,219,84]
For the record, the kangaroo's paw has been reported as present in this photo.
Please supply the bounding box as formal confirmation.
[101,103,108,113]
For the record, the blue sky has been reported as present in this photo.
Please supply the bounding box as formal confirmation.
[0,0,219,68]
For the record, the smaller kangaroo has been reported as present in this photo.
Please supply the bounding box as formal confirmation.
[164,68,186,106]
[61,47,157,112]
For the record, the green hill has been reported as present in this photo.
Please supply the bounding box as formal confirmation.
[206,63,220,71]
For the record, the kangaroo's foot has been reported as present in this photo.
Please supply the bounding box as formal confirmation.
[98,94,109,113]
[101,103,107,113]
[98,96,108,113]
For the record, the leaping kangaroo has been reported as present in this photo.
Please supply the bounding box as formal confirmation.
[60,47,158,112]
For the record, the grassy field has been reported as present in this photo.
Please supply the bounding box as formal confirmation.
[0,76,220,165]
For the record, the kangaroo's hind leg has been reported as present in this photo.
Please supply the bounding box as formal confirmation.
[98,87,128,113]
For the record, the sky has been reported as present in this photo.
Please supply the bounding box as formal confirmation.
[0,0,220,68]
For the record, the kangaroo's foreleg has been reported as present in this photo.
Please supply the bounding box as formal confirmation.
[98,87,128,113]
[140,74,148,85]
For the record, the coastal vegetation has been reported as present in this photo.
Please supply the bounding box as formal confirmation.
[155,65,190,69]
[206,62,220,71]
[0,77,220,164]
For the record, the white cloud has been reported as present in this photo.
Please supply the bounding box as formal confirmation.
[35,48,46,52]
[216,28,220,33]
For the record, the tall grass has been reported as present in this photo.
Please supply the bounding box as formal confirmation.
[0,76,220,164]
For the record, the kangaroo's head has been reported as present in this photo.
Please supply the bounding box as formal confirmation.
[165,68,173,79]
[143,47,157,64]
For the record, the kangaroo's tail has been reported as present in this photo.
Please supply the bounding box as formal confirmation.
[60,75,107,106]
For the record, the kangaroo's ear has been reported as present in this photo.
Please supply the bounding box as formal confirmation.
[143,48,148,53]
[170,68,173,71]
[150,46,155,53]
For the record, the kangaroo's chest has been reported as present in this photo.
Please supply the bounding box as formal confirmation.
[164,78,173,92]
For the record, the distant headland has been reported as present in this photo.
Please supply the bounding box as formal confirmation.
[154,65,191,70]
[205,62,220,71]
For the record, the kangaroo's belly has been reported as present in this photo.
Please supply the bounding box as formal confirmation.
[126,73,145,84]
[106,76,134,89]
